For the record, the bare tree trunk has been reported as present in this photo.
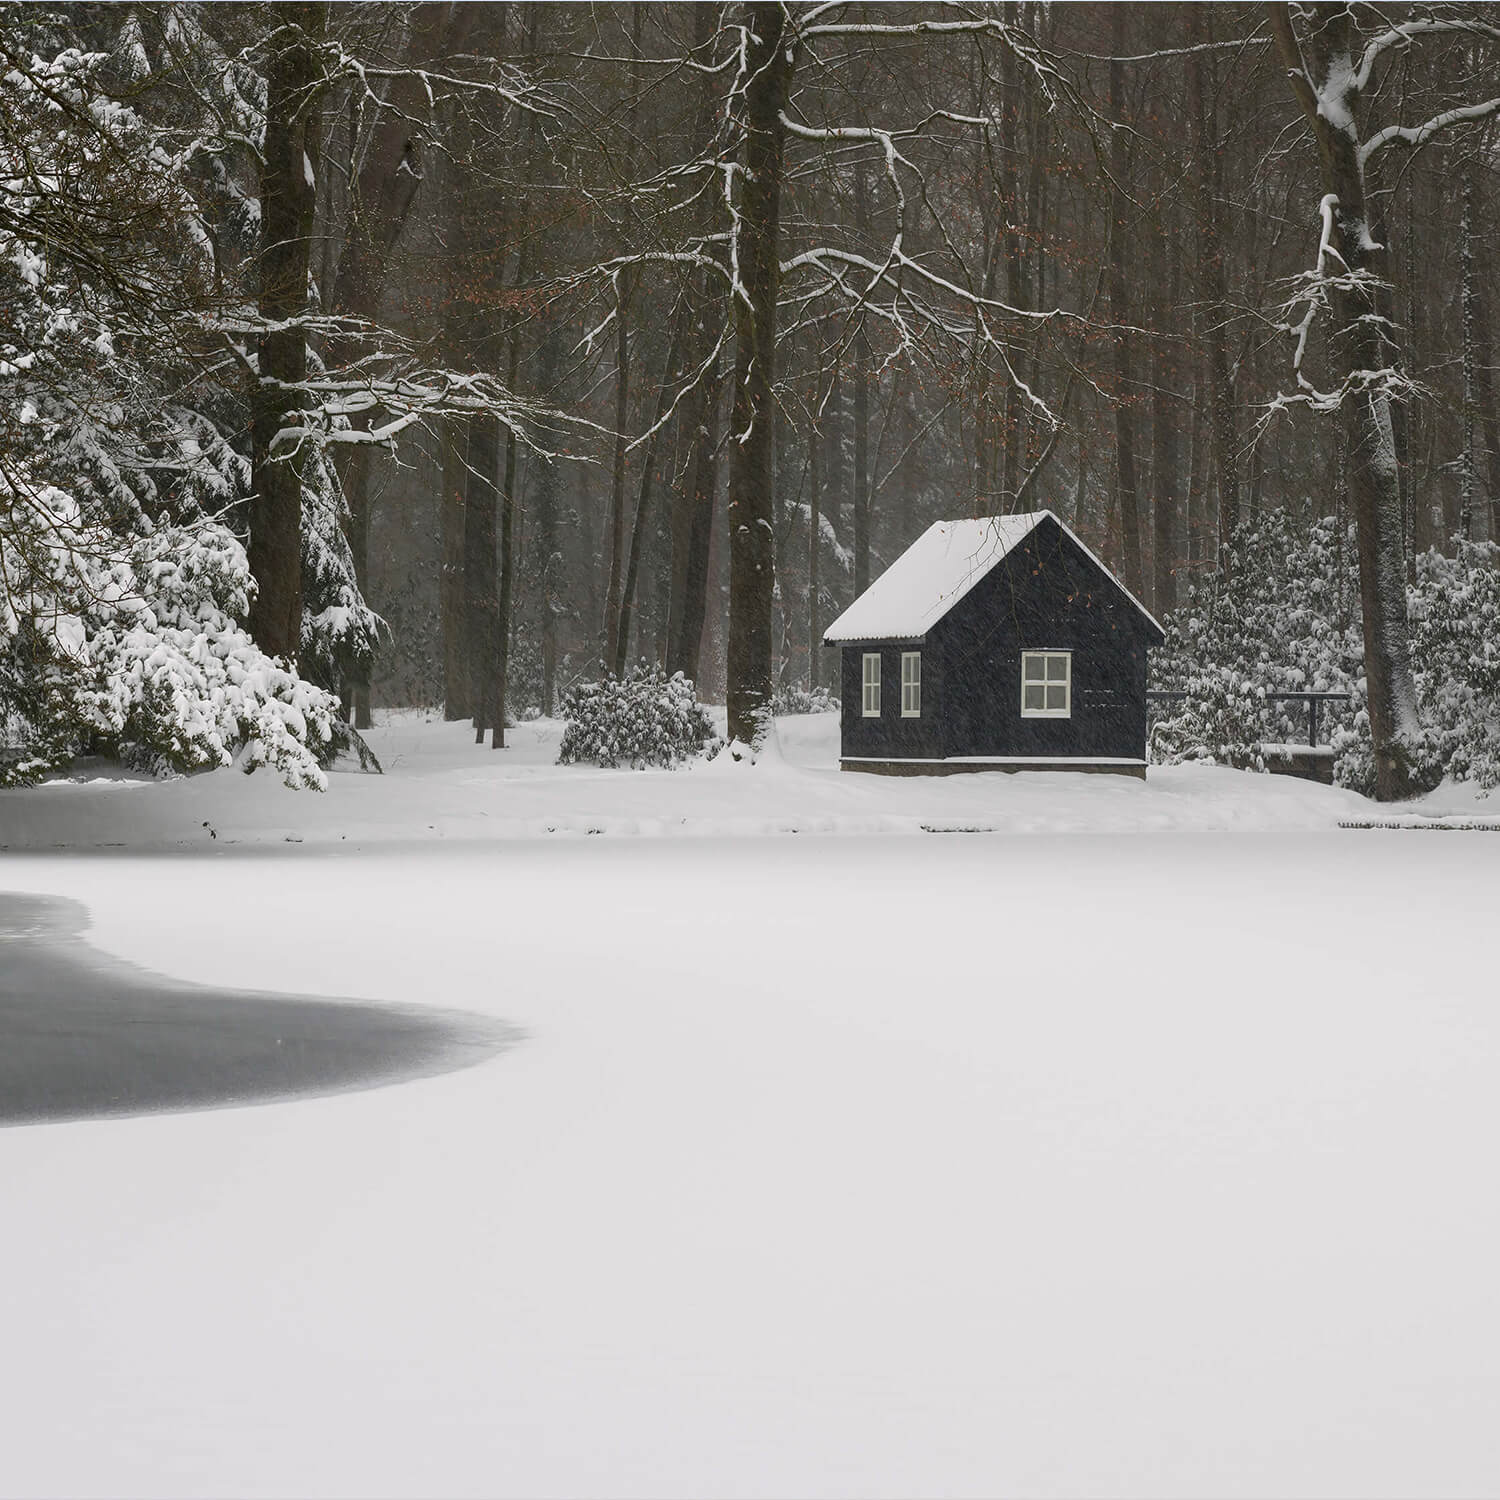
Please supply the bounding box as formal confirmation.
[808,395,822,692]
[823,363,844,604]
[725,0,790,748]
[464,415,499,742]
[616,298,688,674]
[328,4,451,726]
[1474,251,1500,543]
[1188,8,1238,576]
[852,167,872,595]
[999,0,1025,507]
[1186,376,1207,569]
[667,340,723,684]
[1106,11,1143,595]
[440,418,469,719]
[249,3,326,661]
[1269,1,1425,799]
[533,329,563,717]
[1151,220,1181,615]
[602,274,632,671]
[1461,174,1481,542]
[493,328,521,747]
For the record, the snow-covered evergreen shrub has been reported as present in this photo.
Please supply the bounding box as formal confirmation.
[557,664,721,769]
[1405,539,1500,791]
[771,683,840,716]
[0,31,369,790]
[1153,510,1496,794]
[1151,512,1364,771]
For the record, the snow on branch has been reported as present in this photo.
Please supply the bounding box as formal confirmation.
[1352,15,1500,92]
[1361,95,1500,165]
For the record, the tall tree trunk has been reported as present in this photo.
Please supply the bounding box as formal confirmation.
[533,329,563,717]
[493,329,521,747]
[1461,173,1481,542]
[249,3,326,661]
[1106,10,1143,594]
[464,415,499,742]
[1474,250,1500,543]
[1188,7,1238,575]
[1269,2,1425,800]
[616,298,688,675]
[823,362,844,605]
[328,4,450,726]
[725,1,790,748]
[1186,376,1207,569]
[999,0,1024,506]
[602,273,632,671]
[440,417,469,719]
[1151,220,1181,616]
[667,338,723,684]
[808,395,822,692]
[852,162,872,593]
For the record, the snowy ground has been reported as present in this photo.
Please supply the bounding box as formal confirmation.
[1,715,1498,1497]
[4,709,1487,849]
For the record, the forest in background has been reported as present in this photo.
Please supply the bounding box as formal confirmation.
[3,1,1499,798]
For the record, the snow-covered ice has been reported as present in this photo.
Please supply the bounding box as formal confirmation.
[0,713,1497,1497]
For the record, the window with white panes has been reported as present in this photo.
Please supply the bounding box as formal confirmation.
[862,653,881,716]
[1020,650,1071,716]
[901,652,921,717]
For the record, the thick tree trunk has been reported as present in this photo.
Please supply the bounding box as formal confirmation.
[1269,1,1425,799]
[464,414,499,742]
[440,417,469,719]
[725,1,790,747]
[249,3,326,661]
[1106,16,1143,595]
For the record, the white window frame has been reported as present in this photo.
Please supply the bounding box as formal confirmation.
[1020,650,1072,718]
[901,652,922,718]
[862,653,881,716]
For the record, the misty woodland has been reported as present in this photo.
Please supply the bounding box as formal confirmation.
[3,0,1500,800]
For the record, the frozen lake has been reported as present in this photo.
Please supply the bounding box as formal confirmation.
[0,817,1496,1497]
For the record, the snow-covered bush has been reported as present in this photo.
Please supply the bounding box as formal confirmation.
[1151,512,1363,771]
[1153,510,1498,795]
[558,663,721,769]
[771,682,839,716]
[1405,539,1500,791]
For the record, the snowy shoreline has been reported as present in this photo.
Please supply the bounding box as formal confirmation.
[9,709,1488,852]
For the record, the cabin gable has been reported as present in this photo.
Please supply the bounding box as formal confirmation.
[928,515,1154,762]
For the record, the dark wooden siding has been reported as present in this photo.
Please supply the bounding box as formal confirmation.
[836,515,1158,764]
[838,642,945,759]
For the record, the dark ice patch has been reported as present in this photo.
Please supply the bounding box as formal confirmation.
[0,893,514,1125]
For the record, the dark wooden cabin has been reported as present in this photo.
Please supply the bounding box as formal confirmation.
[823,511,1165,775]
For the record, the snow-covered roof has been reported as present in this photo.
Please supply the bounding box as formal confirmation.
[822,509,1162,643]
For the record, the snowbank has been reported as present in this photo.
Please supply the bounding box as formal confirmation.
[0,710,1389,850]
